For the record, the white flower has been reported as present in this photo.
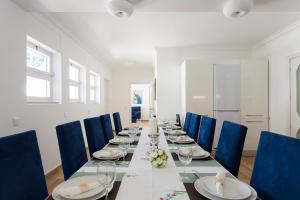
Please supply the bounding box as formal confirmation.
[158,149,163,156]
[152,152,158,158]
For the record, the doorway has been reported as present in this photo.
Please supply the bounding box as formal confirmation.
[290,56,300,139]
[130,84,151,123]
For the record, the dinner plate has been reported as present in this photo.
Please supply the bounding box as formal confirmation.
[203,176,251,200]
[52,176,111,200]
[194,178,257,200]
[109,137,134,144]
[192,148,210,159]
[167,130,186,135]
[118,131,129,136]
[93,149,123,160]
[174,136,194,144]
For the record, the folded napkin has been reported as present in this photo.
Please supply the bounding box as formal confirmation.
[176,136,191,142]
[58,181,100,197]
[191,146,206,157]
[215,171,226,196]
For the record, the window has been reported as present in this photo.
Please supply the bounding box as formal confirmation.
[26,38,54,102]
[69,60,85,103]
[89,71,100,103]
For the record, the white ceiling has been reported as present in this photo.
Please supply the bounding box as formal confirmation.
[14,0,300,68]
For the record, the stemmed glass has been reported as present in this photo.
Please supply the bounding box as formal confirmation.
[177,146,193,173]
[119,142,129,160]
[97,161,116,200]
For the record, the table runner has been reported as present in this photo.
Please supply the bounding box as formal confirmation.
[50,127,235,200]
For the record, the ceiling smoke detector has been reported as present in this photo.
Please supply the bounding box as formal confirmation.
[106,0,134,18]
[223,0,254,18]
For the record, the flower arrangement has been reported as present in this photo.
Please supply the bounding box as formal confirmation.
[149,148,168,168]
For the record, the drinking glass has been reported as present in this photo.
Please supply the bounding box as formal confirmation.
[177,146,193,173]
[119,143,129,160]
[97,161,116,200]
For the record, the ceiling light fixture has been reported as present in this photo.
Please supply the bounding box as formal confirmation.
[223,0,254,19]
[106,0,134,18]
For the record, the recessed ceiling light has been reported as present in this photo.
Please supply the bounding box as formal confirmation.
[106,0,134,18]
[223,0,254,19]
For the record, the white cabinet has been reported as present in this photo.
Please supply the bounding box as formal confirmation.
[241,59,269,118]
[241,118,269,151]
[181,60,213,116]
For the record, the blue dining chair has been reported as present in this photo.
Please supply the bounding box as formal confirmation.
[0,130,48,200]
[56,121,88,180]
[183,112,192,132]
[113,112,123,134]
[250,131,300,200]
[100,114,114,143]
[197,116,216,153]
[215,121,247,177]
[84,117,107,158]
[187,113,201,141]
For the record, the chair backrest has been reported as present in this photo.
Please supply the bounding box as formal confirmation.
[131,106,141,123]
[187,114,201,141]
[197,116,216,153]
[176,114,181,127]
[215,121,247,177]
[0,130,48,200]
[100,114,114,143]
[113,112,123,134]
[183,112,192,132]
[56,121,88,180]
[250,131,300,200]
[84,117,107,158]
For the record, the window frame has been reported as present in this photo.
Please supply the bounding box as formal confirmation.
[89,71,100,104]
[26,41,55,103]
[69,60,85,103]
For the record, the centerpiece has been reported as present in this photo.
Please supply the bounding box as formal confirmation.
[149,148,168,168]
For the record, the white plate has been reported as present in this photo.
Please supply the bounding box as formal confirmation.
[192,149,210,159]
[194,178,257,200]
[93,149,123,160]
[118,131,129,136]
[203,176,251,199]
[109,137,134,144]
[52,176,110,200]
[175,136,194,144]
[167,130,186,135]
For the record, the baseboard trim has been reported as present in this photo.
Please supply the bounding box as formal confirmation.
[45,164,61,179]
[242,150,256,156]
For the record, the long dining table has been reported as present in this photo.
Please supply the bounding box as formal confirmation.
[51,127,237,200]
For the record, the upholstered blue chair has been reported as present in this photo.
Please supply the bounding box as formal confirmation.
[250,131,300,200]
[56,121,88,180]
[187,114,201,141]
[183,112,192,132]
[100,114,114,143]
[0,130,48,200]
[113,112,123,134]
[131,106,141,123]
[176,114,181,127]
[197,116,216,153]
[215,121,247,177]
[84,117,107,158]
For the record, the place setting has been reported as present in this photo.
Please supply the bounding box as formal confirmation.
[52,161,118,200]
[172,146,210,161]
[173,135,195,144]
[192,170,258,200]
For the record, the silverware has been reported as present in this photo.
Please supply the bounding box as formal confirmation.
[192,170,201,179]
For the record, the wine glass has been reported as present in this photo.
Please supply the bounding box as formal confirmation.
[119,142,129,160]
[178,146,193,173]
[97,161,116,200]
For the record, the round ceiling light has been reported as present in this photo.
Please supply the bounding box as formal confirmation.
[223,0,254,18]
[106,0,134,18]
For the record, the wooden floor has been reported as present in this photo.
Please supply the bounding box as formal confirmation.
[46,120,255,193]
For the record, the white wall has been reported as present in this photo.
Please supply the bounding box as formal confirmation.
[155,46,251,121]
[0,0,111,173]
[110,67,154,127]
[253,21,300,135]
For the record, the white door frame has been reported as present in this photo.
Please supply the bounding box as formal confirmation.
[289,53,300,137]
